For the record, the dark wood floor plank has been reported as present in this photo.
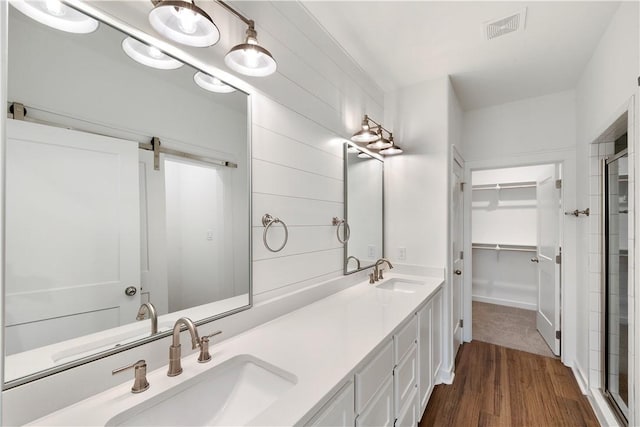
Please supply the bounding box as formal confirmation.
[420,341,599,427]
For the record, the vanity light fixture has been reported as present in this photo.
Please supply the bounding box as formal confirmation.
[366,129,393,150]
[9,0,99,34]
[218,0,277,77]
[148,0,220,48]
[379,139,403,155]
[122,37,184,70]
[193,71,236,93]
[351,115,379,143]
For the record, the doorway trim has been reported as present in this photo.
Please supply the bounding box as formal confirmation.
[462,148,576,368]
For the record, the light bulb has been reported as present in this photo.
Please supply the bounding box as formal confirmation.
[176,7,198,34]
[244,47,260,69]
[45,0,64,16]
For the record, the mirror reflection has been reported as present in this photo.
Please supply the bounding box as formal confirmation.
[4,5,250,384]
[344,144,384,274]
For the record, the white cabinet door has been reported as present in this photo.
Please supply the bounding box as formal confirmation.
[356,340,393,411]
[418,299,433,413]
[431,290,442,381]
[396,389,418,427]
[307,382,355,427]
[356,376,394,427]
[5,119,140,353]
[394,345,418,416]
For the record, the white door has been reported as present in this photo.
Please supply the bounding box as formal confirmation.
[451,153,464,354]
[535,164,561,356]
[5,119,140,354]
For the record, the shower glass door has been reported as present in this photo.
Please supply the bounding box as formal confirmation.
[604,150,629,422]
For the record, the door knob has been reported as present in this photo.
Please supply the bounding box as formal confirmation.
[125,286,138,296]
[454,269,462,275]
[531,257,539,263]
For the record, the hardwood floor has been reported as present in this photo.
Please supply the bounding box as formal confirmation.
[420,341,599,427]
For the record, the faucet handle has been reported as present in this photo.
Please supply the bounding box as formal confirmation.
[198,330,222,363]
[112,360,149,393]
[378,269,385,280]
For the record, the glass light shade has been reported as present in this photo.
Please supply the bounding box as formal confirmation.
[225,41,277,77]
[10,0,99,33]
[149,1,219,48]
[380,144,403,155]
[193,71,236,93]
[122,37,183,70]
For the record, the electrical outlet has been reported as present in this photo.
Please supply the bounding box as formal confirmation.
[398,247,406,261]
[207,230,214,240]
[368,245,375,258]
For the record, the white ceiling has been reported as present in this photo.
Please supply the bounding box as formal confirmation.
[301,1,620,110]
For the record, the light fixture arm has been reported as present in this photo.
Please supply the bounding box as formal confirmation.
[216,0,253,27]
[362,115,393,139]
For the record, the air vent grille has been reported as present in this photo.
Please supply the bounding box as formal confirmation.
[484,8,527,40]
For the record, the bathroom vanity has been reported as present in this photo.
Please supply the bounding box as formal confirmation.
[26,273,443,426]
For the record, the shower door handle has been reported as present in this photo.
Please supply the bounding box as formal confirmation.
[530,257,539,263]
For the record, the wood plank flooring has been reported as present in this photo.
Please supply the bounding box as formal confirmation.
[420,341,599,427]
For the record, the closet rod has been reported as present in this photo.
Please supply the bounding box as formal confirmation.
[472,182,537,191]
[472,243,537,253]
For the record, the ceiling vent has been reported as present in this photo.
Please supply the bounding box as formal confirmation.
[484,8,527,40]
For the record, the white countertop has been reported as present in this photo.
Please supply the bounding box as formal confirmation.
[28,273,443,426]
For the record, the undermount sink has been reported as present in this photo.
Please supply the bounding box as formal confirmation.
[376,278,426,294]
[107,355,297,426]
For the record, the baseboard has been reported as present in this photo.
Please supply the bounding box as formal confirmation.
[571,364,588,395]
[472,295,537,311]
[438,365,455,385]
[588,388,623,427]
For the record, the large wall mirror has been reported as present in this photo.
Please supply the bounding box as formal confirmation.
[343,143,384,274]
[4,4,250,387]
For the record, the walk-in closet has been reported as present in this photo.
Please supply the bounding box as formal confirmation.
[471,164,560,358]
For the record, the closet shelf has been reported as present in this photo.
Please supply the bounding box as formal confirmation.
[472,243,537,253]
[472,181,537,191]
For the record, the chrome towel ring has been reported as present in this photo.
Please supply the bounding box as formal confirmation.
[262,214,288,252]
[332,217,350,244]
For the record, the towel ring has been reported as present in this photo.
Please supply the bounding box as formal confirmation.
[332,217,350,244]
[262,214,288,252]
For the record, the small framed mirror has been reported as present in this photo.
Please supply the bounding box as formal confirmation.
[343,143,384,274]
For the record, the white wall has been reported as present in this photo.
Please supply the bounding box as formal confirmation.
[1,2,385,424]
[384,76,460,377]
[574,1,639,412]
[384,77,449,268]
[461,90,577,363]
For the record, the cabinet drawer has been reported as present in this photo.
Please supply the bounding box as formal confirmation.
[394,315,417,362]
[356,376,394,427]
[356,340,393,411]
[394,344,417,413]
[395,388,418,427]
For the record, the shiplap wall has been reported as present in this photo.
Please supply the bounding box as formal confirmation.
[1,2,386,423]
[235,2,385,301]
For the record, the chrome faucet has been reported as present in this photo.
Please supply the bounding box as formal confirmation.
[136,302,158,335]
[373,258,394,282]
[167,317,200,377]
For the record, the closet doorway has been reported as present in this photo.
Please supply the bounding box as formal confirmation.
[470,164,562,358]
